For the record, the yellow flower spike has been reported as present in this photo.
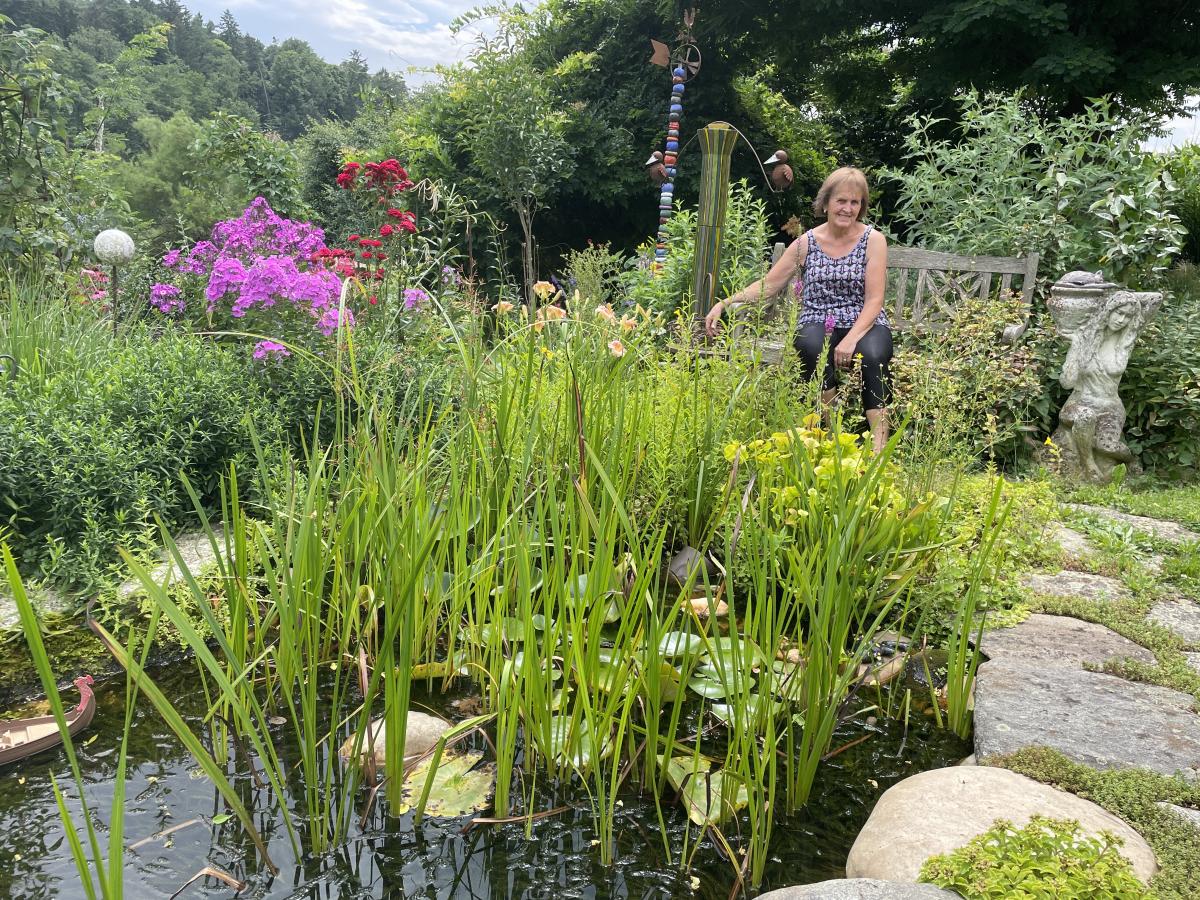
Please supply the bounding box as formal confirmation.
[801,413,822,429]
[723,442,742,461]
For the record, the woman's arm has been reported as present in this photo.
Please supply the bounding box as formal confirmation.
[704,235,806,336]
[833,229,887,366]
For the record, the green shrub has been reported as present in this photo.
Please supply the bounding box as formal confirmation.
[891,292,1046,465]
[1166,145,1200,265]
[885,91,1184,287]
[919,815,1153,899]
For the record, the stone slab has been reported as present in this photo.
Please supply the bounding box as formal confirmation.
[974,659,1200,780]
[1070,504,1200,544]
[757,881,961,899]
[845,766,1157,884]
[1185,652,1200,675]
[0,583,72,631]
[1051,524,1095,559]
[1021,571,1130,603]
[117,529,226,598]
[979,614,1153,669]
[1156,802,1200,829]
[1148,600,1200,646]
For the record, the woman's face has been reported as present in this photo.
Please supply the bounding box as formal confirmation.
[827,190,862,226]
[1107,303,1136,331]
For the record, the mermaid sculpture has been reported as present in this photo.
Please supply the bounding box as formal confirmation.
[1048,271,1163,484]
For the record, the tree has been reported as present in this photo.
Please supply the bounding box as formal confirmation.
[84,21,171,152]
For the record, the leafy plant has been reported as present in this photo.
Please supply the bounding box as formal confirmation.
[1166,145,1200,264]
[885,91,1184,287]
[920,815,1153,899]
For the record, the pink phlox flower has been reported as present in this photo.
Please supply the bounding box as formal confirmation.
[253,340,291,360]
[150,283,184,314]
[317,305,356,336]
[403,287,429,310]
[206,257,248,308]
[162,249,181,268]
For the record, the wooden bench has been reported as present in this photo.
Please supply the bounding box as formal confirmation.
[738,242,1039,346]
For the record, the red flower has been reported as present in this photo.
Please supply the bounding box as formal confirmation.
[376,252,388,260]
[396,218,417,234]
[364,238,383,248]
[369,295,378,305]
[386,208,406,218]
[379,224,394,237]
[362,252,373,259]
[336,172,356,189]
[343,162,361,170]
[348,234,360,241]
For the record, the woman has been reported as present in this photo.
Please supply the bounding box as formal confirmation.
[705,166,892,451]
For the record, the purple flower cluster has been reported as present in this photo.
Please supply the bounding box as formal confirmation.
[253,340,291,360]
[403,287,428,310]
[156,198,350,338]
[150,283,184,314]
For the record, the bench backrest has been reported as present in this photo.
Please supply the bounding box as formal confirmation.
[767,242,1039,340]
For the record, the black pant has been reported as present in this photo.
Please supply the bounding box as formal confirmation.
[793,322,893,412]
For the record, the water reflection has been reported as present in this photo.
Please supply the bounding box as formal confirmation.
[0,671,967,899]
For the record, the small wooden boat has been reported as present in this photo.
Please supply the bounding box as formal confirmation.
[0,675,97,766]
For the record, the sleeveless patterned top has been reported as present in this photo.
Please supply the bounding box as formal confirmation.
[797,225,889,329]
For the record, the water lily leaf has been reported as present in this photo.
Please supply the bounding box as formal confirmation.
[601,594,623,623]
[478,617,527,644]
[658,631,703,658]
[662,754,747,826]
[543,715,612,773]
[643,661,683,701]
[703,636,766,666]
[710,695,783,724]
[396,750,495,818]
[686,676,729,699]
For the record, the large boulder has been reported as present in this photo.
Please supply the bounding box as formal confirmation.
[757,880,960,899]
[845,766,1157,884]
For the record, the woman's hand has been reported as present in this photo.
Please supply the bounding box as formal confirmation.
[834,334,859,368]
[704,301,726,337]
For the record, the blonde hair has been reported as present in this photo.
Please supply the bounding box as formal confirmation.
[812,166,870,221]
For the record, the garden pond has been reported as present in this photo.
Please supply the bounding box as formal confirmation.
[0,666,968,899]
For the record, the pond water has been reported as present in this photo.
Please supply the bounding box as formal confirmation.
[0,669,968,899]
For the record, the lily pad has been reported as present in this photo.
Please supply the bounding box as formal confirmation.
[543,715,612,773]
[396,750,495,818]
[710,695,783,725]
[663,754,748,826]
[658,631,703,658]
[478,617,527,644]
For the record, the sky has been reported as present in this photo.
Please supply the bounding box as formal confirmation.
[182,0,488,85]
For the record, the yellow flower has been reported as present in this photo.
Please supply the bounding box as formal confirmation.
[723,442,742,461]
[532,280,556,300]
[608,339,627,357]
[544,305,567,320]
[540,346,555,359]
[492,300,515,315]
[1043,436,1057,447]
[595,304,616,323]
[801,413,822,430]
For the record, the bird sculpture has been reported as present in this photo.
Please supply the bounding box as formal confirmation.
[645,151,670,186]
[763,150,794,192]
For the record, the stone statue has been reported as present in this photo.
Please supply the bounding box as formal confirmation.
[1047,272,1163,484]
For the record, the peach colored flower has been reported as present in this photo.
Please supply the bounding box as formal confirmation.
[595,304,616,323]
[619,315,637,332]
[544,305,566,320]
[492,300,515,315]
[532,280,556,300]
[608,339,626,357]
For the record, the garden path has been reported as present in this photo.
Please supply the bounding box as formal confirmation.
[974,503,1200,780]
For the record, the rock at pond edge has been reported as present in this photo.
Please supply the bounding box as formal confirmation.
[756,879,962,899]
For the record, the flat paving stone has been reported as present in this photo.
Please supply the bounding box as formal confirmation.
[1149,600,1200,646]
[974,658,1200,780]
[1157,802,1200,829]
[0,583,72,631]
[757,881,961,899]
[1185,652,1200,675]
[979,614,1153,669]
[1051,524,1095,559]
[1022,570,1130,603]
[117,528,225,598]
[1070,504,1200,544]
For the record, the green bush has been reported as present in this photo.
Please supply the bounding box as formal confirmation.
[1166,145,1200,265]
[919,815,1153,899]
[0,321,331,589]
[885,91,1184,287]
[891,292,1046,465]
